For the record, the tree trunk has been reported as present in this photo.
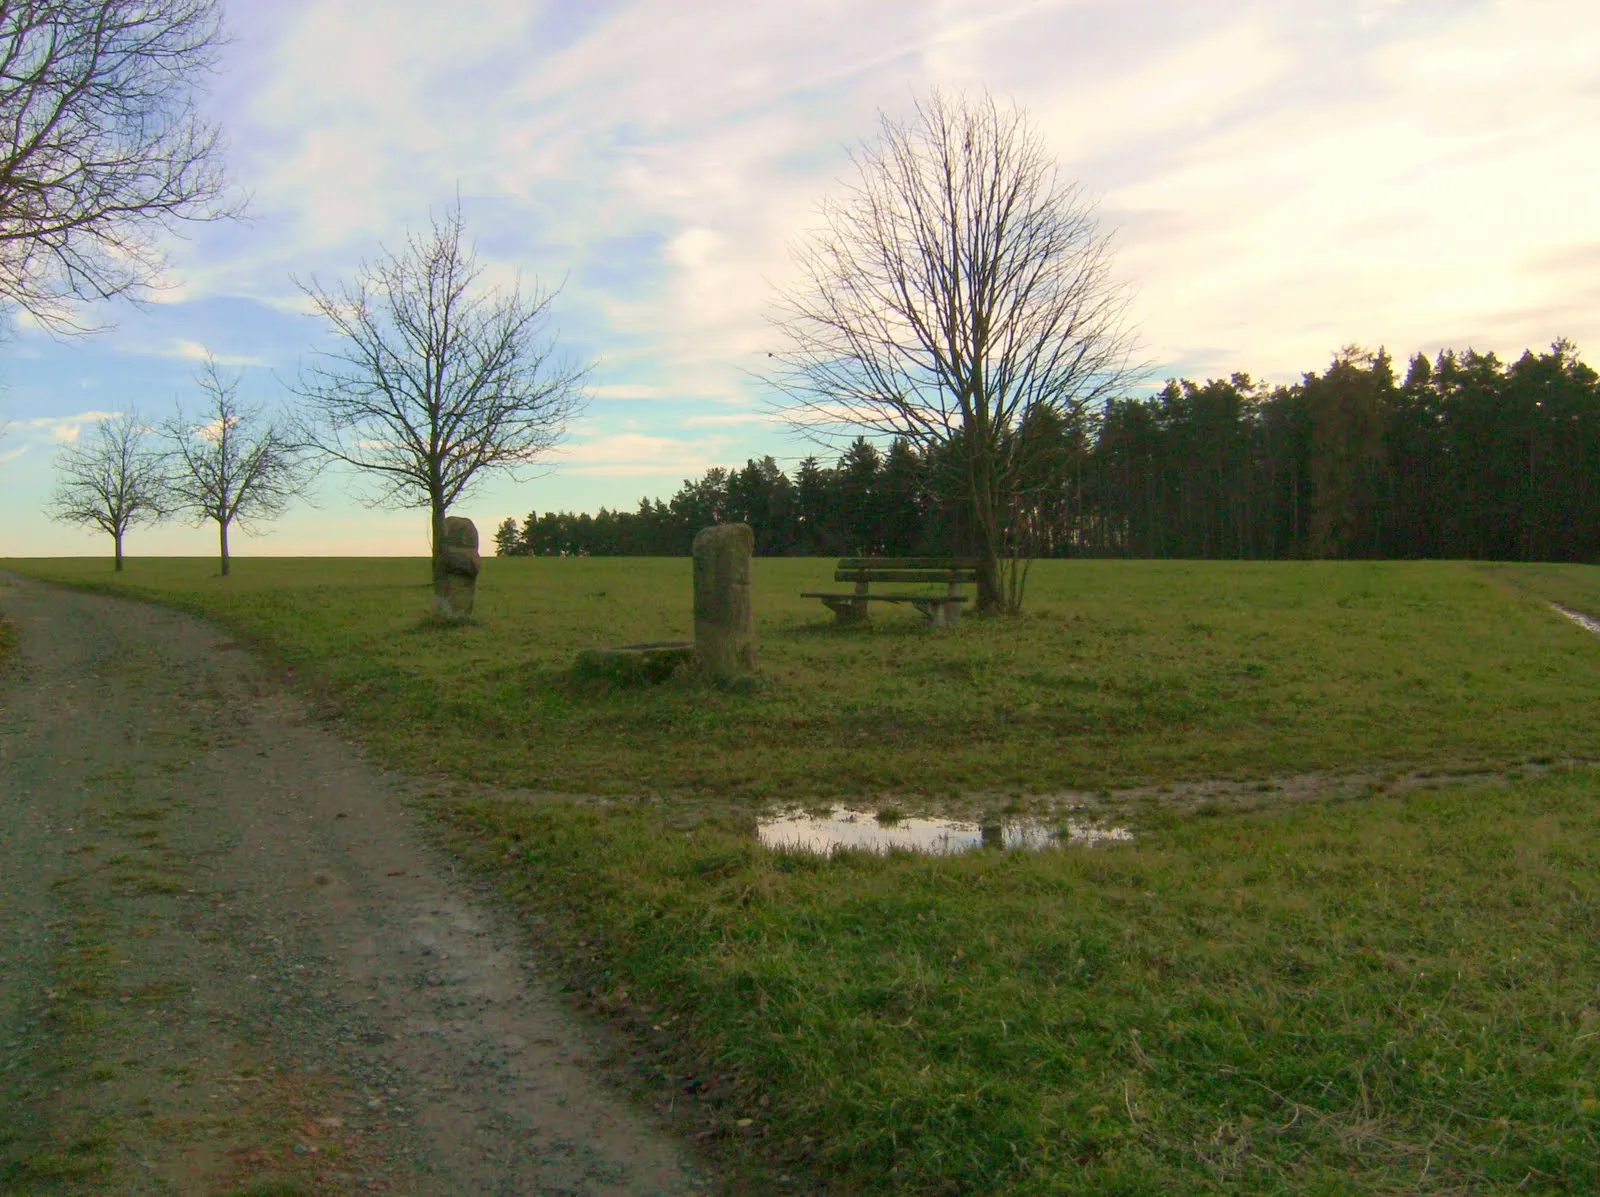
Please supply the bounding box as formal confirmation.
[219,519,231,577]
[430,494,448,584]
[967,453,1004,613]
[114,530,124,572]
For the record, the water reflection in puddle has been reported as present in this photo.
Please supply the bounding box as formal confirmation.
[757,808,1133,856]
[1553,603,1600,637]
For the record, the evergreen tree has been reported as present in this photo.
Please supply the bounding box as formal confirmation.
[836,438,881,554]
[493,516,523,556]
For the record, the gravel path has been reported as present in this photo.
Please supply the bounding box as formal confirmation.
[0,574,707,1195]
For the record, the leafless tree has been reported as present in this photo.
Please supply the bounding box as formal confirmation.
[0,0,239,332]
[47,408,167,568]
[766,88,1140,612]
[163,355,305,576]
[293,204,588,578]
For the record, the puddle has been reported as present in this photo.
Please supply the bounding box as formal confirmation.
[757,807,1133,856]
[1553,603,1600,637]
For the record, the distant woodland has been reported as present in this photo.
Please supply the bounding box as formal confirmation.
[496,342,1600,562]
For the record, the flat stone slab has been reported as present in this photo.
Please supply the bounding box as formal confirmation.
[571,641,695,686]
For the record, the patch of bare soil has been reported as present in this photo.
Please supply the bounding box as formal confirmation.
[0,574,709,1196]
[435,755,1593,833]
[1024,757,1595,822]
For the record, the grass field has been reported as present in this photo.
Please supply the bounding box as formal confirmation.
[7,555,1600,1193]
[9,556,1600,799]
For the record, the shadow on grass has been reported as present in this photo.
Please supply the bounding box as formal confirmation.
[777,615,968,641]
[406,613,483,633]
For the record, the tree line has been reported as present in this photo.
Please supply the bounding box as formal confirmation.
[495,340,1600,564]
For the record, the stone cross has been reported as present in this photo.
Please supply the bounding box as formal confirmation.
[432,515,481,621]
[692,523,755,682]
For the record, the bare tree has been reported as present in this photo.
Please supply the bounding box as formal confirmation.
[0,0,239,332]
[294,204,588,580]
[163,356,305,576]
[766,88,1139,612]
[47,408,167,568]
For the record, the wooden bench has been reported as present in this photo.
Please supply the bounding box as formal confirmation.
[802,557,978,628]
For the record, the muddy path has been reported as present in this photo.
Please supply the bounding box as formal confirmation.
[0,574,708,1196]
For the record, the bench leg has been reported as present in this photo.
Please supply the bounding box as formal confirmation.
[912,599,960,629]
[821,597,868,624]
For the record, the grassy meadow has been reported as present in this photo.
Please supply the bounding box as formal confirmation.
[6,555,1600,1193]
[8,556,1600,798]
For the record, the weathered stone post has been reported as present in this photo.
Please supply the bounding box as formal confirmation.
[692,523,755,682]
[432,516,481,621]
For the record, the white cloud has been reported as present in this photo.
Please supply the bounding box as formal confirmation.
[680,410,779,428]
[165,339,272,368]
[589,383,671,400]
[21,411,123,444]
[551,430,736,477]
[1099,0,1600,377]
[155,0,1600,380]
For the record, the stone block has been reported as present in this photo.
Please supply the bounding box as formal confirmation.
[572,641,695,687]
[432,515,481,620]
[692,523,755,682]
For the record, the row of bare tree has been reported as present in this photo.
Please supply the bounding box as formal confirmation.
[49,360,299,574]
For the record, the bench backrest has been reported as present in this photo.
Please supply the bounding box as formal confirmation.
[835,557,979,586]
[837,557,979,570]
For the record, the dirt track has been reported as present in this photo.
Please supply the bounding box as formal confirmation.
[0,573,706,1195]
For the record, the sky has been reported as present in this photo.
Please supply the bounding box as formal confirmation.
[1,0,1597,558]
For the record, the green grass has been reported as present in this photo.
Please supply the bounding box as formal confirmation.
[437,770,1600,1194]
[9,556,1600,797]
[0,612,15,671]
[9,554,1600,1193]
[1486,562,1600,623]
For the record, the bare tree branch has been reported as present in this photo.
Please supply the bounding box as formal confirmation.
[162,354,307,575]
[293,202,589,576]
[765,87,1141,611]
[0,0,241,333]
[47,406,166,568]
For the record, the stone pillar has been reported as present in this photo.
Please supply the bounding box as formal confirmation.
[432,516,481,621]
[692,523,755,682]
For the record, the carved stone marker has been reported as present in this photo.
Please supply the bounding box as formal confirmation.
[692,522,755,682]
[432,515,481,621]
